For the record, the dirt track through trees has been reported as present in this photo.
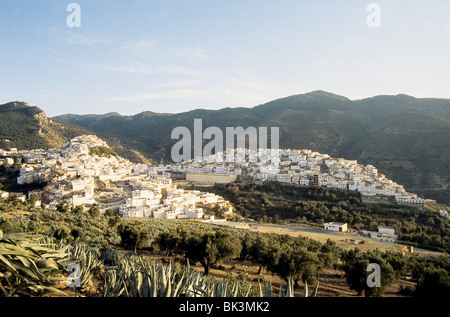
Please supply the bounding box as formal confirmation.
[211,221,442,256]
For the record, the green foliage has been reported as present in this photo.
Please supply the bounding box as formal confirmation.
[88,206,100,218]
[0,101,90,151]
[88,146,117,158]
[53,226,71,241]
[68,244,104,291]
[56,202,70,213]
[71,206,83,215]
[0,230,72,296]
[118,223,151,253]
[99,248,316,297]
[102,251,227,297]
[341,249,398,297]
[157,227,242,275]
[320,239,341,268]
[415,268,450,298]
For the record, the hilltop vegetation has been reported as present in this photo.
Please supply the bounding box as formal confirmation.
[0,101,149,163]
[88,146,118,158]
[53,91,450,204]
[0,101,90,150]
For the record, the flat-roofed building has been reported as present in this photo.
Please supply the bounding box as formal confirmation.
[186,173,237,184]
[324,222,348,232]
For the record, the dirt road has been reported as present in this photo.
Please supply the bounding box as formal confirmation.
[211,221,442,256]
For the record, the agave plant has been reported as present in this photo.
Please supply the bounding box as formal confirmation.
[259,276,319,297]
[103,252,187,297]
[99,249,319,298]
[0,229,72,297]
[100,250,244,297]
[67,244,104,291]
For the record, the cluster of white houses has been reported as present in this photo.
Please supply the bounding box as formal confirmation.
[169,148,426,205]
[1,135,232,220]
[1,136,444,227]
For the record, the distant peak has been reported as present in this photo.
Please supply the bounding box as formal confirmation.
[0,101,45,115]
[101,112,122,117]
[308,90,332,95]
[1,101,30,108]
[305,90,350,100]
[394,93,415,99]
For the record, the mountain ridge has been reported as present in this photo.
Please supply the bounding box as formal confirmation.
[52,91,450,204]
[1,91,448,203]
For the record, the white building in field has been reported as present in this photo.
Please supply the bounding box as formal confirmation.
[362,226,397,243]
[324,222,348,232]
[378,227,396,236]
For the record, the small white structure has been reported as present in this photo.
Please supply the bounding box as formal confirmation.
[362,226,397,243]
[378,226,396,236]
[0,191,9,199]
[439,210,449,219]
[324,222,348,232]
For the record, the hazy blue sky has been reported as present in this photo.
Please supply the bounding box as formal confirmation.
[1,0,449,116]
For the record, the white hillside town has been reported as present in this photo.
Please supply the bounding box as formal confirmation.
[171,148,427,206]
[0,135,429,222]
[1,135,229,220]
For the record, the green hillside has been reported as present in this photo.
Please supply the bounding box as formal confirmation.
[0,101,90,150]
[0,101,149,163]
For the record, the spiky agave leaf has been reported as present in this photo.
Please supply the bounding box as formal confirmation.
[311,281,319,297]
[302,280,308,297]
[286,276,294,297]
[279,283,285,297]
[0,232,72,296]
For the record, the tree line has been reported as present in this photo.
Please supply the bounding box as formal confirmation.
[205,183,449,253]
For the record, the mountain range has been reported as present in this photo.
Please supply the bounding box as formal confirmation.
[1,91,449,204]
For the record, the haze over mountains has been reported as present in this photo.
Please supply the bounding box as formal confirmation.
[1,91,449,204]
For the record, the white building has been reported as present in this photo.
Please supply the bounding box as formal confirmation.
[362,227,397,243]
[324,222,348,232]
[378,227,395,236]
